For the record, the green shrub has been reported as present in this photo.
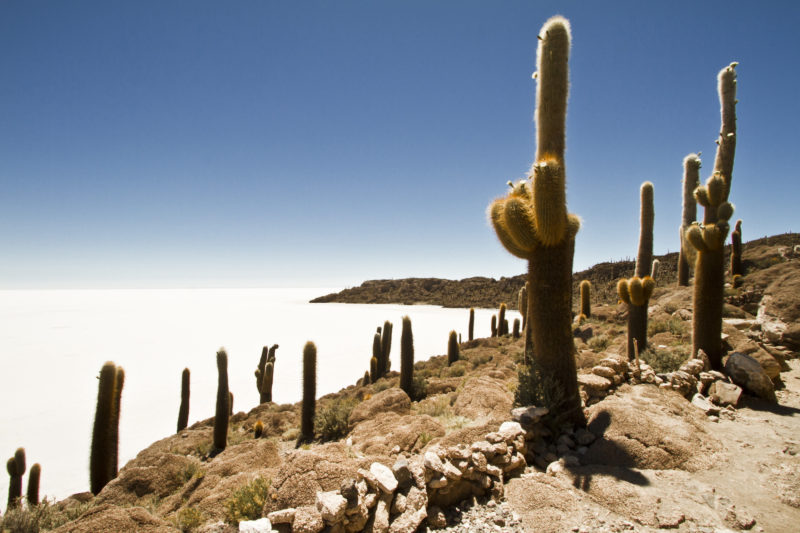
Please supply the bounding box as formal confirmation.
[224,477,271,525]
[411,374,428,402]
[641,346,688,374]
[176,507,204,532]
[587,335,611,352]
[314,397,358,442]
[0,499,94,533]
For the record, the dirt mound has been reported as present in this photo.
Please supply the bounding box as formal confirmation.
[50,503,175,533]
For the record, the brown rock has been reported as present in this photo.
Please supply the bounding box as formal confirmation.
[349,413,445,456]
[349,388,411,429]
[451,376,513,422]
[50,503,175,533]
[96,452,198,505]
[293,504,325,533]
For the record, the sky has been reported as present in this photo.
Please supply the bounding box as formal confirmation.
[1,1,798,289]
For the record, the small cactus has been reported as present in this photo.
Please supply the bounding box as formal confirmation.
[27,463,41,506]
[579,280,591,318]
[369,356,378,383]
[468,308,475,341]
[498,304,507,336]
[490,315,497,337]
[512,318,521,338]
[447,330,459,366]
[399,316,414,398]
[177,368,190,433]
[213,349,230,452]
[518,284,528,329]
[731,219,743,277]
[229,391,234,416]
[620,182,655,360]
[678,154,701,286]
[381,321,393,374]
[372,332,383,377]
[297,341,317,447]
[6,448,25,508]
[262,361,274,403]
[255,346,269,395]
[650,259,660,281]
[90,362,123,495]
[362,370,371,386]
[254,420,264,439]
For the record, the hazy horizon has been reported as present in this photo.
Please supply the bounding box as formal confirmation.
[2,1,799,289]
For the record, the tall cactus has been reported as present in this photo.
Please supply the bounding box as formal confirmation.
[689,63,738,370]
[262,361,274,403]
[177,368,190,432]
[399,316,414,398]
[512,318,521,339]
[498,303,508,336]
[27,462,40,506]
[447,330,459,366]
[579,280,591,318]
[678,154,701,286]
[731,219,743,277]
[90,362,122,495]
[381,321,393,374]
[6,448,25,508]
[297,341,317,447]
[487,16,583,425]
[372,332,383,377]
[213,349,230,452]
[518,283,528,330]
[619,182,655,360]
[468,308,475,341]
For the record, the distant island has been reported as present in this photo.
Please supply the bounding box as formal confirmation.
[311,233,800,309]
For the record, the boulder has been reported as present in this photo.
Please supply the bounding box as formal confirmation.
[452,376,513,422]
[369,462,398,493]
[293,505,325,533]
[316,490,347,523]
[724,352,776,402]
[349,412,444,456]
[709,381,742,407]
[582,385,719,471]
[238,517,271,532]
[578,373,612,394]
[348,388,411,428]
[50,503,175,533]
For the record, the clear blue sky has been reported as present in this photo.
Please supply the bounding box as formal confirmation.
[1,1,798,288]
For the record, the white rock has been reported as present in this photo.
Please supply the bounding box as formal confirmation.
[267,508,295,524]
[316,490,347,523]
[238,518,271,533]
[423,451,445,474]
[370,462,398,493]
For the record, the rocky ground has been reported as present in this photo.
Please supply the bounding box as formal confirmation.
[2,239,799,533]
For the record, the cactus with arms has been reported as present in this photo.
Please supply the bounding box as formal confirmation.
[688,63,738,370]
[487,16,583,425]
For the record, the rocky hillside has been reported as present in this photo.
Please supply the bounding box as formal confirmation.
[311,233,800,310]
[2,238,800,533]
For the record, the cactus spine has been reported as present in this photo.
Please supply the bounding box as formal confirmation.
[177,368,190,433]
[90,362,122,495]
[213,349,229,452]
[399,316,414,398]
[298,341,317,447]
[27,462,40,506]
[678,154,701,286]
[468,308,475,341]
[447,330,459,366]
[498,304,507,336]
[487,16,583,425]
[731,219,743,277]
[579,280,591,318]
[690,63,738,370]
[619,182,655,360]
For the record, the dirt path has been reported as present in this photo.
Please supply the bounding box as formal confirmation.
[498,359,800,532]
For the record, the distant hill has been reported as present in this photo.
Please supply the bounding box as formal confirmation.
[311,233,800,310]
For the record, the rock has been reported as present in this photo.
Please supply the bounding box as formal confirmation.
[348,388,411,428]
[577,373,612,394]
[591,365,617,379]
[391,458,412,489]
[669,370,697,397]
[238,518,271,532]
[691,394,721,416]
[680,359,705,376]
[724,352,777,402]
[316,491,347,523]
[442,461,462,480]
[340,478,358,504]
[370,492,392,533]
[573,324,593,342]
[267,508,295,525]
[546,460,565,476]
[497,421,525,443]
[598,356,628,374]
[49,504,175,533]
[574,428,596,446]
[426,506,447,529]
[782,323,800,349]
[349,413,445,456]
[709,381,743,407]
[656,509,685,528]
[511,406,549,428]
[423,451,445,474]
[428,475,447,488]
[370,463,398,493]
[293,505,325,533]
[388,504,427,533]
[452,376,514,422]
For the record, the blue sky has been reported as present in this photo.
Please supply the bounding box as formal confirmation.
[1,1,798,288]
